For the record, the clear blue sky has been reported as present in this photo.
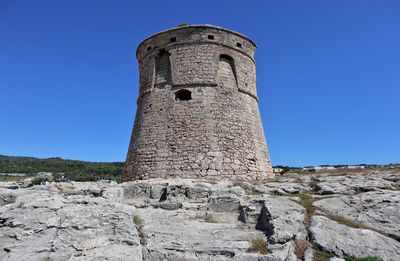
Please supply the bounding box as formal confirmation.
[1,0,399,166]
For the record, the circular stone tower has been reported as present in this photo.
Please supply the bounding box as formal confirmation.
[124,24,273,181]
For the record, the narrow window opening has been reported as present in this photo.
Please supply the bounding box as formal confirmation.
[155,49,171,85]
[175,89,192,101]
[218,54,238,88]
[147,46,152,51]
[236,42,242,48]
[170,37,176,42]
[208,35,215,40]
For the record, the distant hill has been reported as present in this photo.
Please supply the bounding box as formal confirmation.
[0,155,124,182]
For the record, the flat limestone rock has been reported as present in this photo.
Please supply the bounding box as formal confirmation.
[0,187,142,261]
[263,182,311,194]
[315,174,396,195]
[310,215,400,261]
[314,190,400,240]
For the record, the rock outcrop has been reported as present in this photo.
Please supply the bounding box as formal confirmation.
[310,215,400,260]
[0,169,399,260]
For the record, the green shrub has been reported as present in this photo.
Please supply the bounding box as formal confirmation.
[0,155,124,182]
[30,177,48,186]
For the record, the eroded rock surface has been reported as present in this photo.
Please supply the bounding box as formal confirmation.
[1,169,399,261]
[310,215,400,261]
[314,171,397,195]
[0,185,141,261]
[314,190,400,240]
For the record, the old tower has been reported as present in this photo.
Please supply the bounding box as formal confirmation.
[124,25,273,181]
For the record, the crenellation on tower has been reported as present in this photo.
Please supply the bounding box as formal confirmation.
[125,24,273,181]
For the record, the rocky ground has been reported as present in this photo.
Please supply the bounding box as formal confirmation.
[0,169,399,261]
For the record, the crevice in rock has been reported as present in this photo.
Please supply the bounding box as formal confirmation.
[136,224,146,246]
[255,204,275,242]
[195,250,236,257]
[308,177,320,193]
[159,188,167,202]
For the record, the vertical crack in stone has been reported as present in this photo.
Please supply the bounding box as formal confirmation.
[255,203,275,242]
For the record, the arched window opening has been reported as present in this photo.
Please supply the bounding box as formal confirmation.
[175,89,192,101]
[155,49,171,85]
[217,54,238,88]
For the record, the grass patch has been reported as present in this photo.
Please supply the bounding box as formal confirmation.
[266,177,286,183]
[344,256,383,261]
[245,189,263,195]
[247,238,269,255]
[292,193,315,226]
[132,215,146,245]
[132,215,144,227]
[312,248,331,261]
[381,186,400,191]
[327,214,362,229]
[324,214,393,239]
[325,172,348,177]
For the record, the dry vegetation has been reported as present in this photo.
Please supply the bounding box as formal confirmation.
[247,238,269,255]
[293,239,309,259]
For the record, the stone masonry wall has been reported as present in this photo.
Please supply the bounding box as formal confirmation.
[125,25,273,181]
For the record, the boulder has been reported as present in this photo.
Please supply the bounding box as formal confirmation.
[0,189,16,206]
[207,195,240,212]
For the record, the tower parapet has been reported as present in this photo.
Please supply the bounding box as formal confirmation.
[125,24,273,181]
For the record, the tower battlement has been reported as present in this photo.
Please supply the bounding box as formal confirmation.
[125,25,273,181]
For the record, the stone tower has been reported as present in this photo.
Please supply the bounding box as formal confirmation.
[124,25,273,181]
